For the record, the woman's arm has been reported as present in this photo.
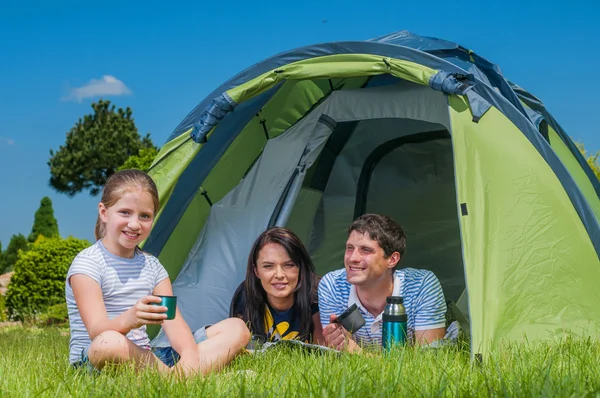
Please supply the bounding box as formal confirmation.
[70,274,166,340]
[312,312,325,345]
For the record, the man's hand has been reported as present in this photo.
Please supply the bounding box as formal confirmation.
[322,314,361,353]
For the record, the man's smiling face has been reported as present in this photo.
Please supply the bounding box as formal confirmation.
[344,230,398,287]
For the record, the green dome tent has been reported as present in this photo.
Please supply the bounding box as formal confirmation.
[146,31,600,355]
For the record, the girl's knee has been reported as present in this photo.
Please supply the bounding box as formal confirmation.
[94,330,128,346]
[89,330,129,363]
[210,318,250,346]
[228,318,251,345]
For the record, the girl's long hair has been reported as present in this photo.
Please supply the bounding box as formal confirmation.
[243,227,316,341]
[95,169,160,240]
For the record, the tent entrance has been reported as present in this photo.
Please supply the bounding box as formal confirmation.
[156,83,467,337]
[286,120,465,302]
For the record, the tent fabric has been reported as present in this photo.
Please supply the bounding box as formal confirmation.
[168,30,526,142]
[190,92,236,143]
[428,71,491,120]
[145,85,283,253]
[152,101,333,347]
[292,82,458,296]
[146,30,600,354]
[545,125,600,220]
[147,45,600,259]
[166,39,504,141]
[510,82,600,199]
[449,95,600,354]
[153,82,455,345]
[369,30,526,118]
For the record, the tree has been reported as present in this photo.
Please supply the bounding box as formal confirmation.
[576,141,600,181]
[28,197,59,242]
[1,234,28,274]
[0,294,5,322]
[48,100,155,196]
[5,236,90,320]
[118,147,159,172]
[0,241,4,275]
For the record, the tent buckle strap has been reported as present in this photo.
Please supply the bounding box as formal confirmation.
[199,188,213,207]
[259,118,269,140]
[382,58,393,73]
[191,93,237,144]
[428,71,492,123]
[318,114,337,131]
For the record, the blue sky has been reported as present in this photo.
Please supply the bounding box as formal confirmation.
[1,0,599,246]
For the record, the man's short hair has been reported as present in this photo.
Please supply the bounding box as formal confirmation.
[348,214,406,262]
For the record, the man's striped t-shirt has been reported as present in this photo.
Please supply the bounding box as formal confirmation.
[318,268,446,345]
[65,240,169,364]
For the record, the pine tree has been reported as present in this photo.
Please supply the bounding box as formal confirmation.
[0,241,5,274]
[28,197,59,243]
[1,234,28,274]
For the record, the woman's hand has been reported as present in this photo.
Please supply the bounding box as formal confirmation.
[125,295,168,330]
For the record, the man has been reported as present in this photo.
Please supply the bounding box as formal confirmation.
[318,214,446,352]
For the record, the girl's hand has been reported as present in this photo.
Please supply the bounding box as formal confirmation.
[126,295,168,329]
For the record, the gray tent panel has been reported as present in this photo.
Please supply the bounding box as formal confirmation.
[152,101,331,346]
[285,82,462,300]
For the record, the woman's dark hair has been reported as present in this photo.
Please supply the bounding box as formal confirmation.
[242,227,316,341]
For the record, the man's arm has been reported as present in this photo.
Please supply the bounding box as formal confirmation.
[317,274,361,352]
[415,328,446,344]
[317,273,339,328]
[412,271,447,345]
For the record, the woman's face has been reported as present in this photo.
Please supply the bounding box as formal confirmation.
[254,242,300,308]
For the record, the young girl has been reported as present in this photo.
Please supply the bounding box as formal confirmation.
[230,227,323,344]
[66,169,250,376]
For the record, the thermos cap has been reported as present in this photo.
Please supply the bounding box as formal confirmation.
[386,296,403,304]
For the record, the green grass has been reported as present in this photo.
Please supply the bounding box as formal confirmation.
[1,326,600,397]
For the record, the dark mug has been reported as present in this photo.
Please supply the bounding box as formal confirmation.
[152,295,177,320]
[334,303,366,333]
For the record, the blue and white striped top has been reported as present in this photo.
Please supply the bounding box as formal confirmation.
[318,268,446,345]
[65,240,169,364]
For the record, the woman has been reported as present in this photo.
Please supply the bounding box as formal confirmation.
[230,227,323,344]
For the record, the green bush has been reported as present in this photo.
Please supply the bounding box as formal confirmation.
[0,294,6,321]
[5,237,90,321]
[38,302,68,326]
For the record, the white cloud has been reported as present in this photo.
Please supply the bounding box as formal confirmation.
[0,137,15,146]
[64,75,132,102]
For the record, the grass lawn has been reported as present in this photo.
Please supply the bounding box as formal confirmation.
[1,325,600,397]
